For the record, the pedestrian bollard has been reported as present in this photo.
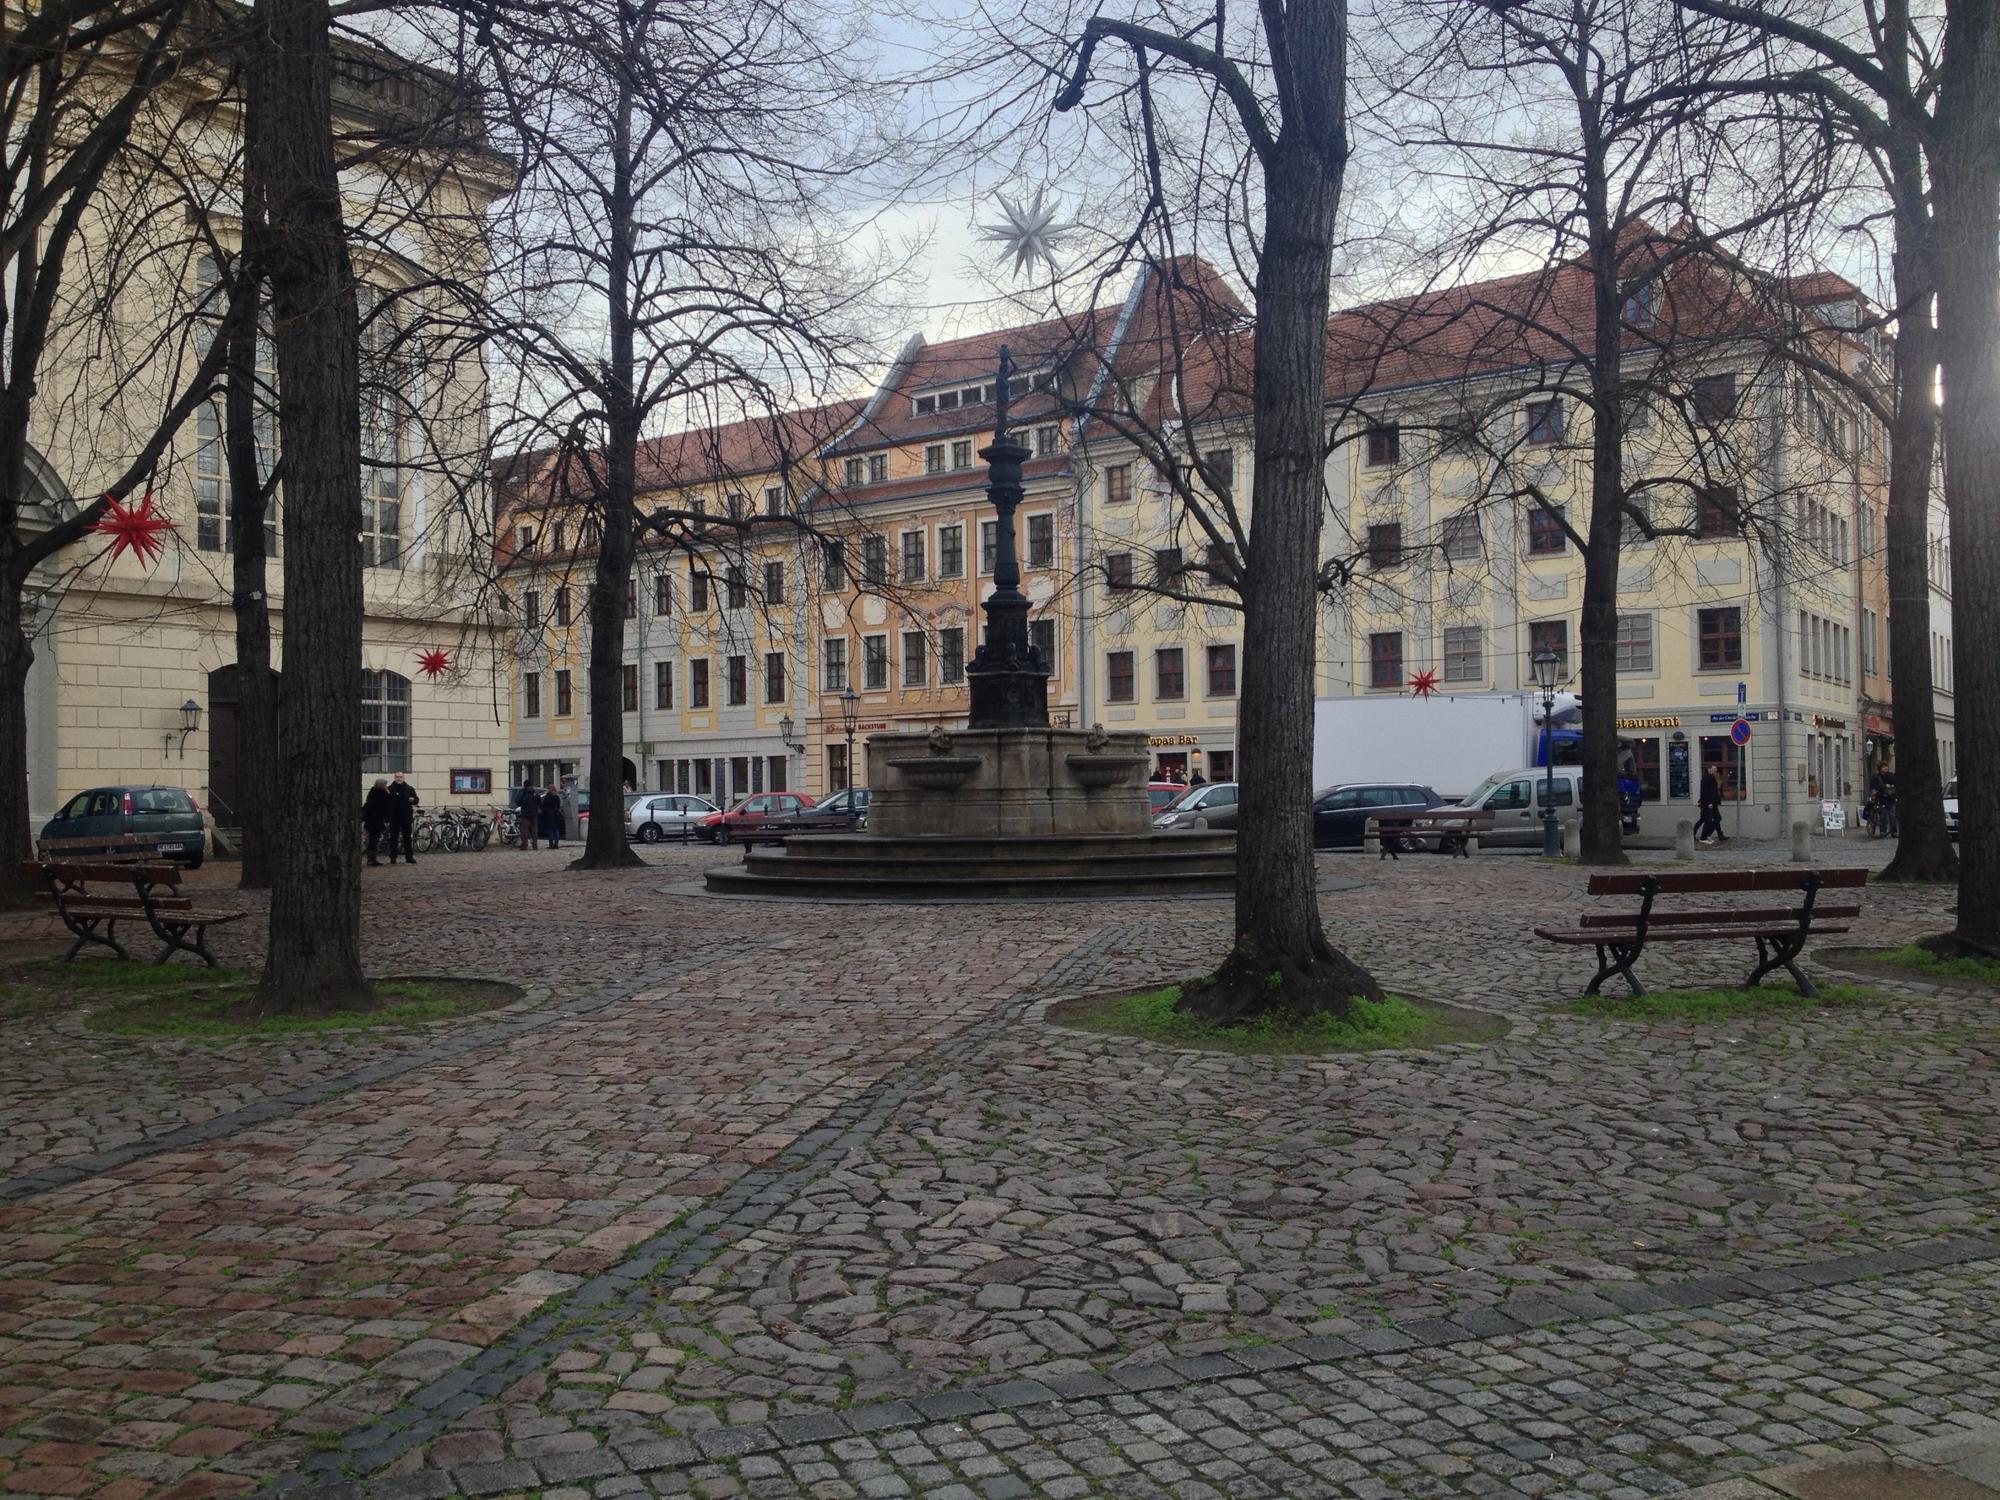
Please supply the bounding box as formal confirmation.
[1675,819,1696,861]
[1791,820,1812,862]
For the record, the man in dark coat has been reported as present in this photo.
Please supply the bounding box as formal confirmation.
[362,779,393,867]
[513,779,539,849]
[386,771,421,863]
[538,785,564,849]
[1695,762,1726,845]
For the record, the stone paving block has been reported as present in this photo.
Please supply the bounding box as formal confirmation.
[769,1414,850,1445]
[694,1426,777,1461]
[847,1404,923,1435]
[451,1459,542,1496]
[911,1392,993,1422]
[1759,1455,2000,1499]
[540,1448,631,1483]
[615,1438,700,1472]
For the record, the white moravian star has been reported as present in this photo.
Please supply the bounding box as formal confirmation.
[979,188,1069,277]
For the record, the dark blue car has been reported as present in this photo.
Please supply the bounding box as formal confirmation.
[40,784,206,866]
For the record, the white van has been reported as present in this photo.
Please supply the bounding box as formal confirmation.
[1456,765,1583,849]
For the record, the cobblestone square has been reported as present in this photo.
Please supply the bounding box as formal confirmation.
[2,839,1996,1497]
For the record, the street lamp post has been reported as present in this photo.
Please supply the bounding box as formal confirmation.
[839,687,860,825]
[1530,647,1562,857]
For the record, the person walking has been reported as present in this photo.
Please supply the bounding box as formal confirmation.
[539,784,565,849]
[513,779,539,849]
[1695,761,1727,845]
[386,770,421,863]
[362,779,393,867]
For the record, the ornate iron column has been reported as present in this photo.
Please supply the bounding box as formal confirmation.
[965,345,1051,729]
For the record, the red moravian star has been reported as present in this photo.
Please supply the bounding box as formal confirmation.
[92,492,174,566]
[1409,667,1440,699]
[416,647,452,679]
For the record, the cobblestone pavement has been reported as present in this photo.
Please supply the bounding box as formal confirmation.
[0,837,1995,1498]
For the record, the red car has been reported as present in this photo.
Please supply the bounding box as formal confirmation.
[1147,780,1188,814]
[696,791,816,844]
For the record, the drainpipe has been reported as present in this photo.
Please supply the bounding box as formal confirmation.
[1768,375,1792,837]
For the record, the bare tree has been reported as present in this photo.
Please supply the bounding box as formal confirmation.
[1051,2,1386,1023]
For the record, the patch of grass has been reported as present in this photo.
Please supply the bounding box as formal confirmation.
[1873,943,2000,984]
[1561,981,1880,1021]
[1050,984,1507,1056]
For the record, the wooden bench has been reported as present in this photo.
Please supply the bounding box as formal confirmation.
[1368,808,1497,859]
[25,856,248,966]
[1534,867,1866,997]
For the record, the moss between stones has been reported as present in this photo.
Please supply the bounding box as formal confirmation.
[1048,983,1509,1056]
[1868,943,2000,985]
[1561,981,1880,1022]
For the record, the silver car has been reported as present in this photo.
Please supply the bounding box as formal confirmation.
[625,793,719,843]
[1153,781,1238,832]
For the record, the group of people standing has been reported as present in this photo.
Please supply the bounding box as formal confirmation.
[360,771,422,865]
[512,780,567,849]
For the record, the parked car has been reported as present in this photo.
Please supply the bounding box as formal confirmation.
[626,793,720,842]
[792,787,870,830]
[1452,766,1585,849]
[1153,781,1238,832]
[1146,780,1188,814]
[1312,782,1444,850]
[39,784,206,866]
[1945,778,1959,840]
[695,791,817,843]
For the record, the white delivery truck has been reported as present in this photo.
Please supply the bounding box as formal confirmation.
[1311,692,1574,803]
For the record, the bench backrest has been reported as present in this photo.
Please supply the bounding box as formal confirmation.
[1585,867,1866,897]
[25,859,184,889]
[35,833,167,860]
[1371,809,1496,825]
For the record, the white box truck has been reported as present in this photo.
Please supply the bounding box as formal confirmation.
[1311,692,1563,802]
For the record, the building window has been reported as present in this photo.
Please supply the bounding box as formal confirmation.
[1698,606,1743,670]
[823,637,848,691]
[1206,643,1237,697]
[1696,485,1741,538]
[1528,505,1568,555]
[925,444,946,474]
[1529,619,1570,680]
[1202,448,1234,495]
[1365,425,1400,467]
[902,630,927,687]
[617,663,637,713]
[654,659,674,710]
[861,535,888,586]
[763,485,787,517]
[724,491,747,521]
[623,576,637,619]
[648,573,669,618]
[689,567,709,611]
[764,651,786,704]
[863,634,889,690]
[1204,543,1235,584]
[1026,513,1054,568]
[1526,399,1564,445]
[691,659,710,708]
[1631,736,1662,800]
[359,669,412,773]
[1615,613,1655,672]
[523,671,541,719]
[844,456,865,486]
[1105,551,1134,593]
[1105,464,1131,504]
[901,530,926,582]
[764,560,785,605]
[868,454,888,484]
[940,627,965,685]
[822,540,847,590]
[524,589,541,628]
[1443,625,1482,682]
[979,520,999,573]
[1107,650,1136,703]
[725,654,748,706]
[1441,512,1482,562]
[951,439,974,469]
[1368,632,1404,688]
[1030,618,1056,669]
[1155,646,1186,699]
[554,667,573,717]
[939,525,964,577]
[1366,522,1403,571]
[726,564,748,610]
[1621,280,1658,326]
[1153,546,1185,586]
[193,265,277,556]
[554,586,572,626]
[1691,373,1738,423]
[1035,424,1060,457]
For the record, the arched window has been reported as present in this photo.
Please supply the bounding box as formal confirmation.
[361,669,412,772]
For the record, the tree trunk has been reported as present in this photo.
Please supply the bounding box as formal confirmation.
[0,575,34,905]
[1576,162,1628,866]
[226,255,277,890]
[249,0,374,1010]
[1930,0,2000,950]
[572,67,642,873]
[1182,1,1380,1026]
[1877,241,1956,883]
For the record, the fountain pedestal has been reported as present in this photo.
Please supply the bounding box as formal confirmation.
[865,726,1150,838]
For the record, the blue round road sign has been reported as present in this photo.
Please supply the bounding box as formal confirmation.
[1729,718,1752,747]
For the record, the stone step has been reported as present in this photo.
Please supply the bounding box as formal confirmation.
[756,832,1236,862]
[740,847,1236,881]
[703,866,1233,900]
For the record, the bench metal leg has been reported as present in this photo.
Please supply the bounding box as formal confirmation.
[149,919,216,967]
[1747,936,1815,996]
[1588,943,1645,996]
[61,914,128,962]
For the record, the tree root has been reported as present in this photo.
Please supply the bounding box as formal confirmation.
[1175,936,1384,1027]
